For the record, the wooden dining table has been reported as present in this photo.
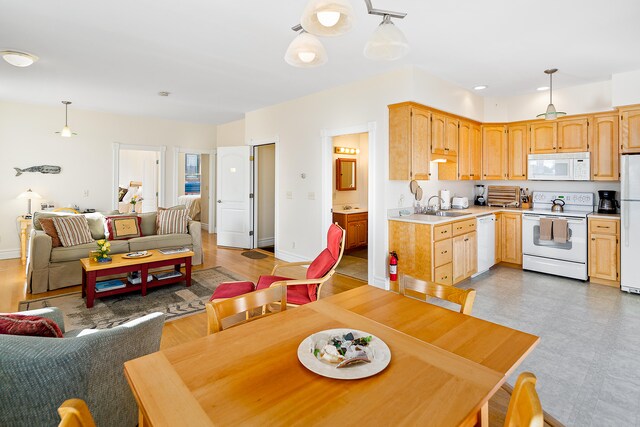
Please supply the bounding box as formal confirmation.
[124,286,539,427]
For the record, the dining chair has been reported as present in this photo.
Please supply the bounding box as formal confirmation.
[206,284,287,334]
[398,273,477,315]
[58,399,96,427]
[504,372,544,427]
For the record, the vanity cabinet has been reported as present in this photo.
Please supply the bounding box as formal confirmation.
[389,103,431,180]
[591,114,619,181]
[588,217,620,286]
[333,212,368,250]
[619,106,640,154]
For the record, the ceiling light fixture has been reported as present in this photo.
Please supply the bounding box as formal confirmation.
[473,85,488,91]
[1,50,38,67]
[286,0,408,68]
[537,69,566,120]
[158,91,171,97]
[334,146,360,154]
[536,86,550,91]
[301,0,354,37]
[285,28,328,68]
[55,101,77,137]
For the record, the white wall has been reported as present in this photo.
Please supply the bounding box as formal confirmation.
[244,67,485,287]
[612,69,640,107]
[216,119,246,146]
[0,100,216,258]
[484,80,614,123]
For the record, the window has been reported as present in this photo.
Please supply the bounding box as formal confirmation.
[185,153,201,194]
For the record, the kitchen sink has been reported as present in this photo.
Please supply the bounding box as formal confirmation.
[420,211,469,217]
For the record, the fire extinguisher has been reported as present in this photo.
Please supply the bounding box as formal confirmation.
[389,251,398,281]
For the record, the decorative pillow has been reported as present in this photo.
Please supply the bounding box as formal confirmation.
[0,314,63,338]
[105,215,143,240]
[83,212,107,240]
[38,218,62,248]
[52,216,94,247]
[118,186,128,202]
[32,211,70,231]
[157,209,189,235]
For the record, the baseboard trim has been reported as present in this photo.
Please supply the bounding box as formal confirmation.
[258,237,274,247]
[372,275,388,290]
[275,249,308,263]
[0,249,20,260]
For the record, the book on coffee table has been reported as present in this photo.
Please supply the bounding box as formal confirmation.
[158,247,190,255]
[96,279,126,292]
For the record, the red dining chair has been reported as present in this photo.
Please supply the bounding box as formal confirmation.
[209,223,346,307]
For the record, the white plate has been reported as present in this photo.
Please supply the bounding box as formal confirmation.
[123,251,151,259]
[297,329,391,380]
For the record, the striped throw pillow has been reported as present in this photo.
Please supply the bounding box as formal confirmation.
[157,209,189,235]
[52,215,94,247]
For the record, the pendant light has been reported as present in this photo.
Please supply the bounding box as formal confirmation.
[300,0,354,37]
[364,14,410,61]
[537,69,566,120]
[284,29,328,68]
[55,101,78,137]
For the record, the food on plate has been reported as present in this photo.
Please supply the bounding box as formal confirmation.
[313,332,372,368]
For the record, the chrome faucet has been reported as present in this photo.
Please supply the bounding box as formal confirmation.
[427,195,445,212]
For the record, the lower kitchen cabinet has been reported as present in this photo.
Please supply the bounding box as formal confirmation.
[452,231,477,284]
[496,212,522,265]
[588,217,620,286]
[333,212,368,250]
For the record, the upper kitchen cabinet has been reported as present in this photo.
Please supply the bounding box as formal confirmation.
[482,125,507,180]
[445,117,459,156]
[507,124,528,180]
[389,103,431,180]
[529,122,557,153]
[620,106,640,153]
[591,114,619,181]
[557,118,589,152]
[431,113,446,155]
[458,122,482,180]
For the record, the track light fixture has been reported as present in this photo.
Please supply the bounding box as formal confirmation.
[286,0,408,68]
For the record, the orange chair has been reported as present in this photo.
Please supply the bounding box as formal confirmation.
[209,223,346,306]
[504,372,544,427]
[57,399,96,427]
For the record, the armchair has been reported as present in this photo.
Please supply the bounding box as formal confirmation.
[0,307,164,427]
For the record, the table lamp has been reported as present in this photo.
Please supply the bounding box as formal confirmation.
[17,189,42,218]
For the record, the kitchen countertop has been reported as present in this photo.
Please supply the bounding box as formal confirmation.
[587,212,621,219]
[388,206,529,225]
[333,208,368,215]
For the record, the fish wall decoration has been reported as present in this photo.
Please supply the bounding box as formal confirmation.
[14,165,62,176]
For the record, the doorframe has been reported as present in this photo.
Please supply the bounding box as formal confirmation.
[112,143,166,211]
[320,122,378,287]
[248,136,280,254]
[172,147,216,233]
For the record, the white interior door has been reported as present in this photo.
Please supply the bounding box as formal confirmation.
[216,146,252,248]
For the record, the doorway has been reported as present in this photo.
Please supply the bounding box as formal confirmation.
[253,144,276,252]
[331,132,369,282]
[176,152,211,229]
[114,147,162,213]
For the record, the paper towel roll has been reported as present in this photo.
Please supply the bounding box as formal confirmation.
[440,189,451,209]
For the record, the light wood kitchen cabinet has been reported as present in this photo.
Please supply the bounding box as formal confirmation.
[333,212,368,250]
[620,106,640,154]
[389,104,431,180]
[445,117,459,156]
[458,122,482,180]
[529,122,557,153]
[452,231,477,284]
[588,218,620,286]
[431,113,447,155]
[557,118,589,152]
[507,124,528,180]
[495,213,503,264]
[497,212,522,265]
[482,125,507,180]
[591,114,619,181]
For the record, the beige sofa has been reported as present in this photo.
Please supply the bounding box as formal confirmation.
[26,210,203,294]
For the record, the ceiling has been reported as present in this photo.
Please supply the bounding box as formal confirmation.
[1,0,639,124]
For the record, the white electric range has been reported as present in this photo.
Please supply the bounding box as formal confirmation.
[522,192,594,280]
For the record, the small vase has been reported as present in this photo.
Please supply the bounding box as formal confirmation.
[97,256,112,263]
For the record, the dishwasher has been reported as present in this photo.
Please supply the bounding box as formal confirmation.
[472,214,496,277]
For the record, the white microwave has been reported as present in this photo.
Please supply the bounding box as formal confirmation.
[527,152,590,181]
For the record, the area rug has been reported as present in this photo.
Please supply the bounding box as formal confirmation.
[336,255,368,282]
[241,250,268,259]
[18,267,245,330]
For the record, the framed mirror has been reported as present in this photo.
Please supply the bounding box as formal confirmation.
[336,158,357,191]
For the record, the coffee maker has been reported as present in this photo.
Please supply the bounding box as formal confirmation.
[474,185,486,206]
[598,190,619,214]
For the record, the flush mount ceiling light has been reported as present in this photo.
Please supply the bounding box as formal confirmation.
[1,50,38,67]
[285,28,328,68]
[55,101,77,137]
[286,0,408,68]
[536,68,566,121]
[536,86,550,91]
[301,0,354,37]
[473,85,488,91]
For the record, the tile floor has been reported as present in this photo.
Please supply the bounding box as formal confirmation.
[448,266,640,426]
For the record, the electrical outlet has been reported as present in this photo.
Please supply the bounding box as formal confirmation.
[308,192,315,200]
[292,241,296,249]
[83,190,89,197]
[286,191,293,199]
